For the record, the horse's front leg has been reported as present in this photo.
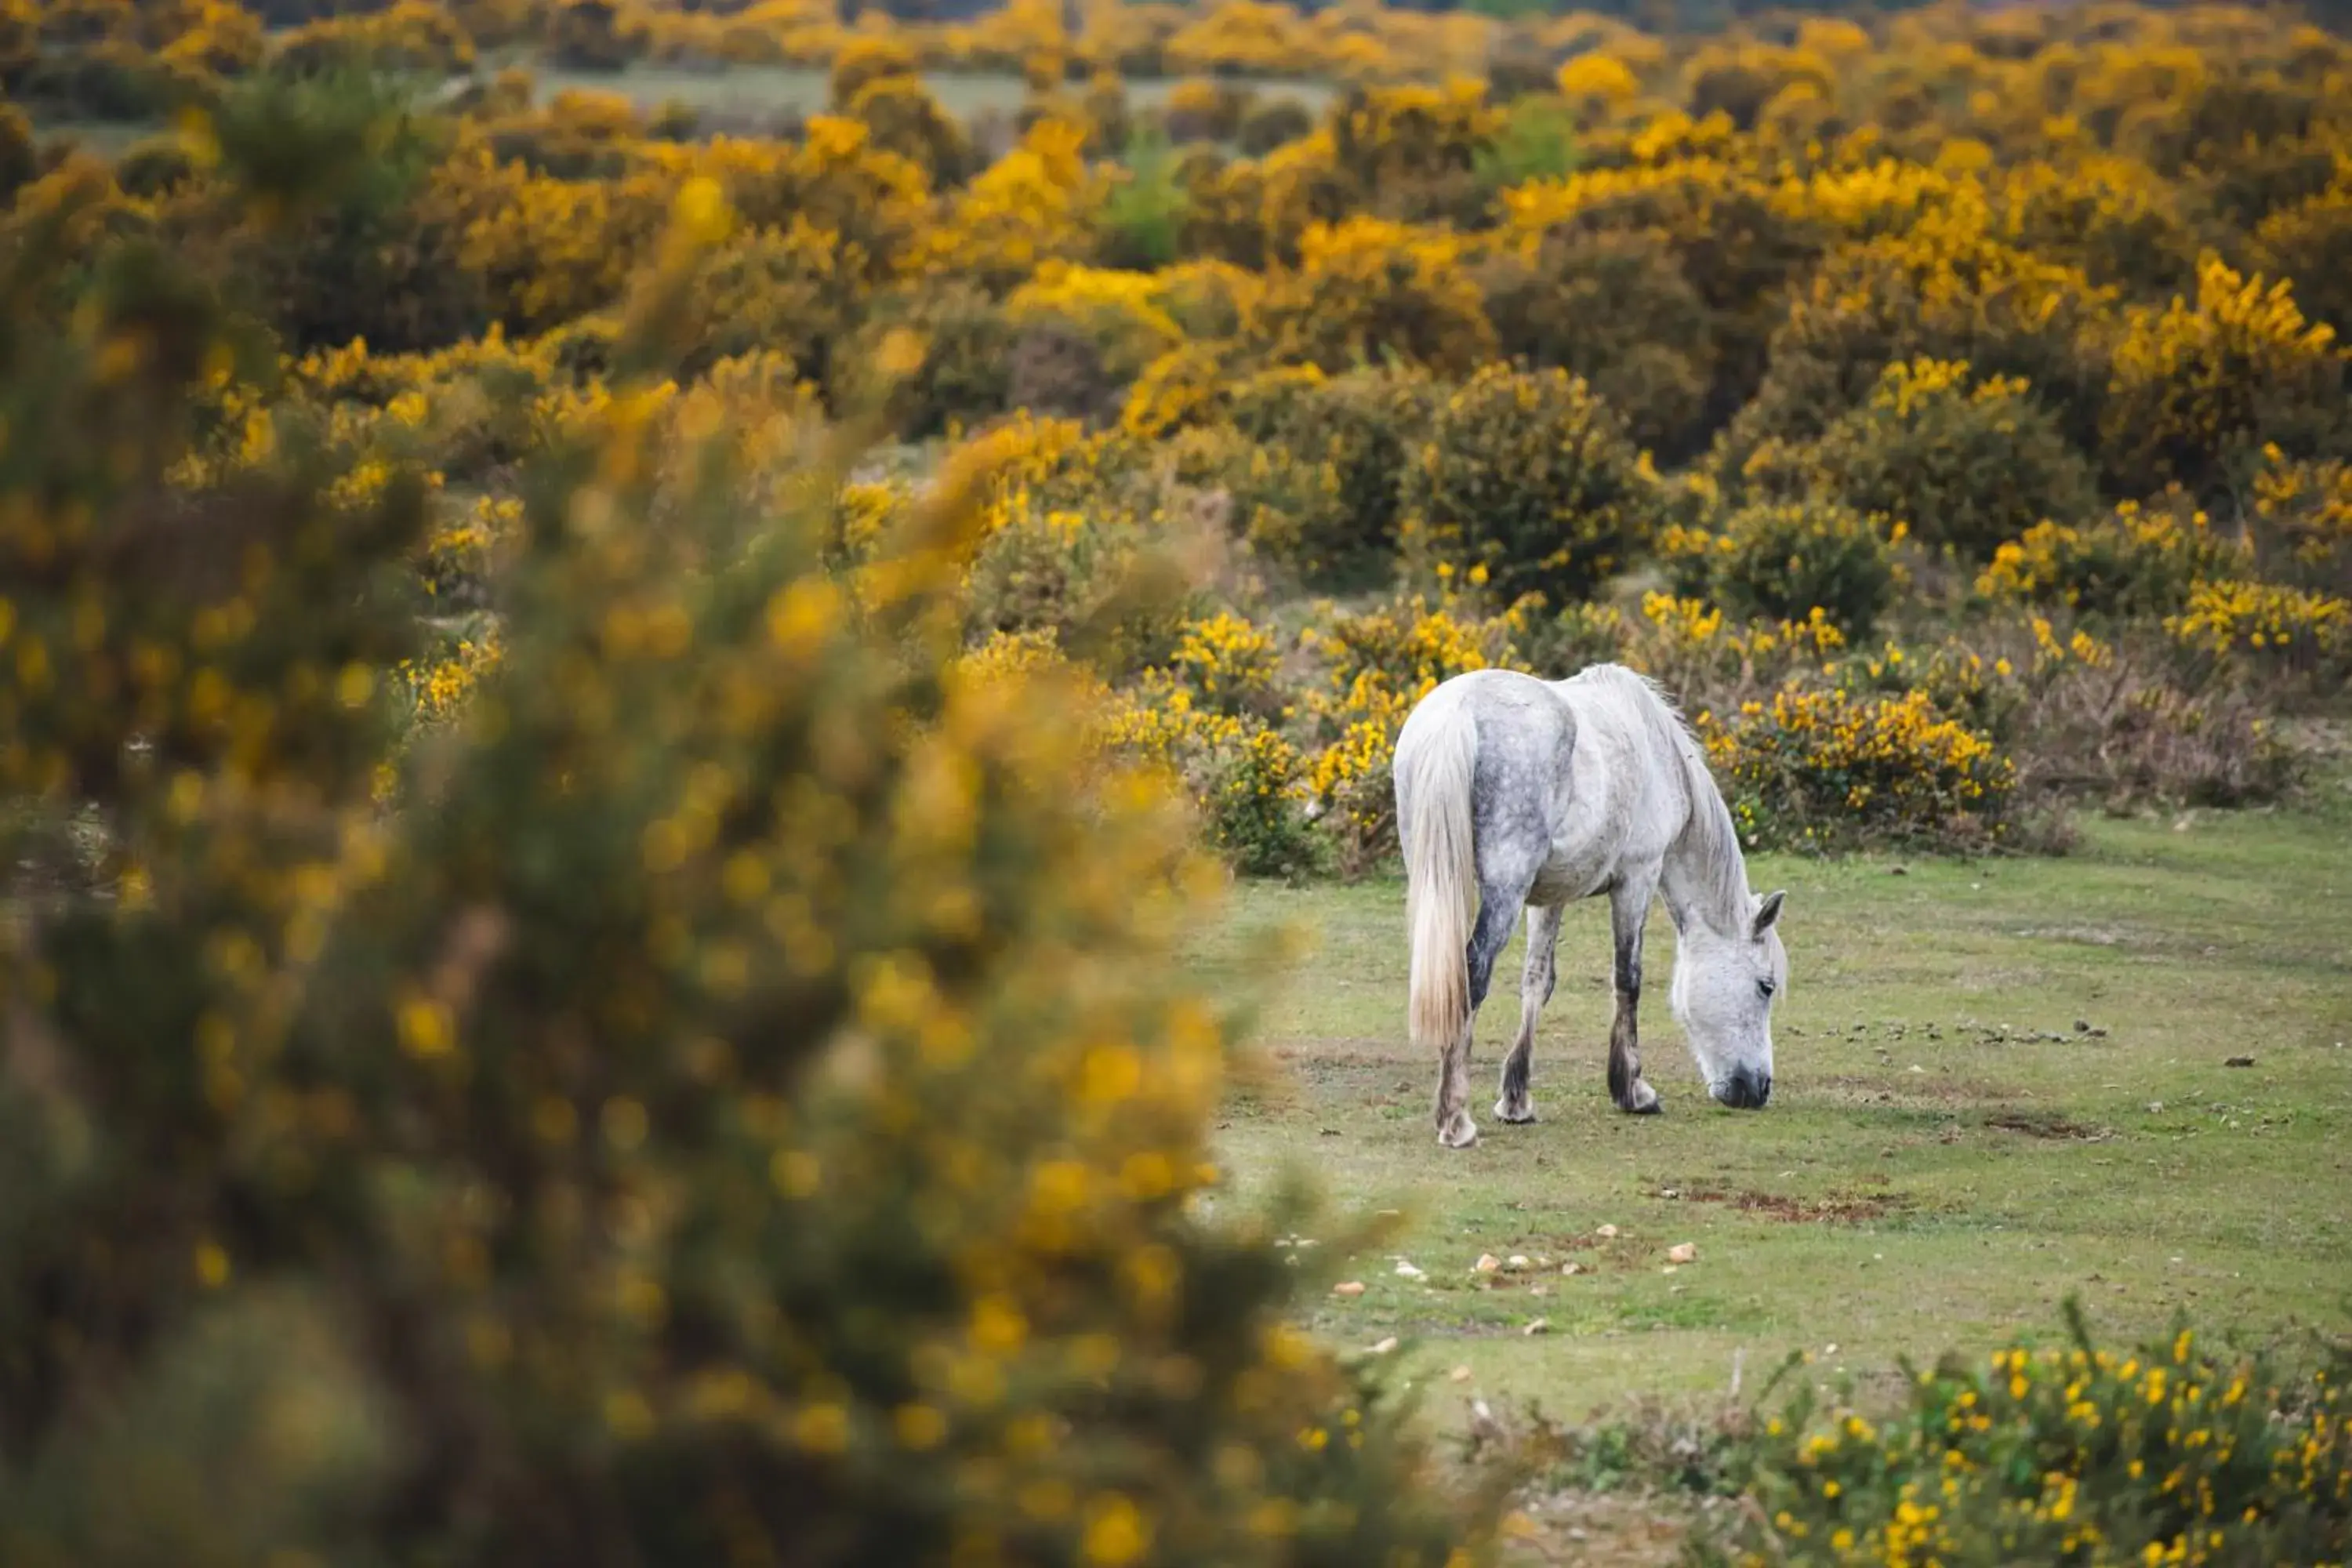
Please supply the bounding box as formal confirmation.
[1437,884,1526,1148]
[1606,872,1663,1114]
[1496,902,1563,1124]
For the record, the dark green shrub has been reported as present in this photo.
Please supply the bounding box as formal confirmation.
[1485,56,1559,102]
[1542,171,1827,444]
[1203,724,1321,880]
[663,223,858,382]
[1,101,39,204]
[1097,126,1190,269]
[16,39,198,121]
[2252,187,2352,339]
[1722,230,2111,474]
[964,474,1194,680]
[844,281,1020,438]
[546,0,641,71]
[113,131,197,197]
[1006,320,1120,425]
[1806,358,2100,562]
[1236,96,1315,154]
[1477,226,1713,460]
[2096,254,2349,503]
[1713,498,1899,637]
[1232,364,1440,583]
[1399,362,1658,606]
[1472,93,1581,191]
[154,71,485,354]
[848,72,975,187]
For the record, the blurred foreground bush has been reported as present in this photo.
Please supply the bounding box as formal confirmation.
[0,105,1504,1568]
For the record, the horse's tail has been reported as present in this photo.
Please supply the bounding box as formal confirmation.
[1398,692,1479,1056]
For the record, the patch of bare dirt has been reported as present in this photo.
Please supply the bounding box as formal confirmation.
[1984,1110,2115,1142]
[1812,1072,2024,1106]
[1675,1186,1907,1223]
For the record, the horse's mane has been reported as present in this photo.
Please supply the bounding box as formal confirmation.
[1572,663,1754,933]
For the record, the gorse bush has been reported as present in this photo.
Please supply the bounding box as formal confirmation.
[1975,501,2237,622]
[12,0,2347,872]
[1699,685,2016,853]
[1231,363,1439,584]
[1718,1308,2352,1566]
[1711,498,1899,639]
[1799,358,2101,563]
[1476,225,1713,459]
[1287,590,1534,876]
[2165,579,2351,677]
[2100,255,2348,500]
[1253,216,1496,379]
[2249,445,2352,586]
[1400,362,1657,608]
[0,105,1506,1568]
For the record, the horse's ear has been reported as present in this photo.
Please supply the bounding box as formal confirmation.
[1751,889,1787,938]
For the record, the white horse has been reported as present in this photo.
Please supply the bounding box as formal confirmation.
[1392,664,1788,1149]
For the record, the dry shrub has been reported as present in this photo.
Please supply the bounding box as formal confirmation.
[2014,652,2302,809]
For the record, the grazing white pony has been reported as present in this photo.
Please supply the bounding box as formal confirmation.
[1392,664,1788,1149]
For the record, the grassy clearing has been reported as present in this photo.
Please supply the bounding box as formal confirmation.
[1194,781,2352,1443]
[524,61,1334,122]
[23,118,159,154]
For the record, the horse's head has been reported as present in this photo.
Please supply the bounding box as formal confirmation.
[1670,889,1787,1109]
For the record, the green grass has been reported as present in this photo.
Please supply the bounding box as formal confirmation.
[24,118,161,156]
[1192,796,2352,1435]
[525,61,1334,123]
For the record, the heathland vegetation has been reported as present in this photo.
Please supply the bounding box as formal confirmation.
[2,1,2348,1563]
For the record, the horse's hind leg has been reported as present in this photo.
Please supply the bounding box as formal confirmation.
[1436,880,1526,1149]
[1607,870,1663,1115]
[1496,902,1563,1124]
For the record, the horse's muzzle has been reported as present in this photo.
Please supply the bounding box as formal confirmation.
[1715,1067,1773,1109]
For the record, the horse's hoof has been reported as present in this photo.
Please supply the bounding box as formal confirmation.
[1495,1098,1537,1124]
[1438,1112,1480,1149]
[1618,1083,1662,1115]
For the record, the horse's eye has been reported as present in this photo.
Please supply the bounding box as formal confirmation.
[1758,978,1777,1000]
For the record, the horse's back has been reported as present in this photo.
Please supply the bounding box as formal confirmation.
[1396,665,1687,896]
[1396,668,1576,771]
[1394,670,1578,892]
[1482,664,1690,902]
[1551,665,1692,862]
